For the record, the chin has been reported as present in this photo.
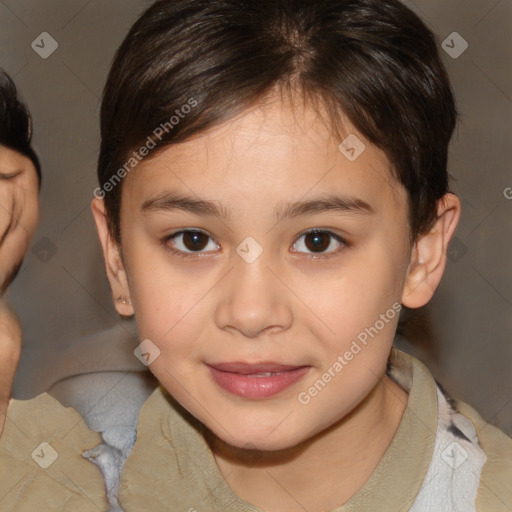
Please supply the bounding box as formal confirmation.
[217,434,301,454]
[208,416,313,453]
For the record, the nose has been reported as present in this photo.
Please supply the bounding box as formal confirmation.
[214,251,293,339]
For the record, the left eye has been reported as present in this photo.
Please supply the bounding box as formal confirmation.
[0,170,22,180]
[166,230,219,254]
[291,230,345,257]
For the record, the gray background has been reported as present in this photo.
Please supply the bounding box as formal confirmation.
[1,0,511,435]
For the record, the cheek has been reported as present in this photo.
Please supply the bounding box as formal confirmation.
[133,280,191,341]
[311,250,403,338]
[17,179,39,237]
[131,284,204,392]
[128,253,208,352]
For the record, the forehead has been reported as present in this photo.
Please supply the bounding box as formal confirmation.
[122,96,407,220]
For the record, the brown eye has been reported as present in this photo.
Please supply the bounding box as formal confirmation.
[182,231,209,251]
[292,230,346,257]
[304,231,331,252]
[165,229,219,256]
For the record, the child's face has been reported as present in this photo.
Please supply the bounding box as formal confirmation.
[116,96,414,449]
[0,145,39,294]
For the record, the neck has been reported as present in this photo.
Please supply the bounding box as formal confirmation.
[209,375,408,512]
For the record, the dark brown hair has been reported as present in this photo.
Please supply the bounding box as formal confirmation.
[98,0,456,244]
[0,69,41,187]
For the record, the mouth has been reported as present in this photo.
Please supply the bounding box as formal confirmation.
[206,362,311,399]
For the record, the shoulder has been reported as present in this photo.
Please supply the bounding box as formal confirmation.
[118,385,216,510]
[456,399,512,511]
[0,393,109,511]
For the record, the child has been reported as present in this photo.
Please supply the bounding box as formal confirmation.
[0,68,40,435]
[1,0,511,511]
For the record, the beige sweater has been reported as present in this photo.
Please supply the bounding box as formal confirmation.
[0,349,510,511]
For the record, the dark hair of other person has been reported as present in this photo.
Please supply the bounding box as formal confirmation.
[0,69,41,188]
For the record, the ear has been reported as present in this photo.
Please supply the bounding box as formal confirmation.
[402,193,461,308]
[91,198,134,316]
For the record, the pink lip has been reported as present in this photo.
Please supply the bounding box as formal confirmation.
[206,362,310,399]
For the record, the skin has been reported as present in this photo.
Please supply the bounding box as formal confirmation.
[92,92,461,511]
[0,145,39,434]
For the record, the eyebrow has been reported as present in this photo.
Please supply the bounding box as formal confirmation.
[141,191,375,223]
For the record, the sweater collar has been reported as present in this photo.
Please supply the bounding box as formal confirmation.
[118,348,437,511]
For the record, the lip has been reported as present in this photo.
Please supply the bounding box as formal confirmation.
[206,362,310,399]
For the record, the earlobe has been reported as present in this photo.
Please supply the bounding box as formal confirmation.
[402,193,461,308]
[91,198,134,316]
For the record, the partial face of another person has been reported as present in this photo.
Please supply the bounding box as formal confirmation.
[0,145,39,294]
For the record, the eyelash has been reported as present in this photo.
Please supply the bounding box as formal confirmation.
[0,171,22,180]
[161,229,348,260]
